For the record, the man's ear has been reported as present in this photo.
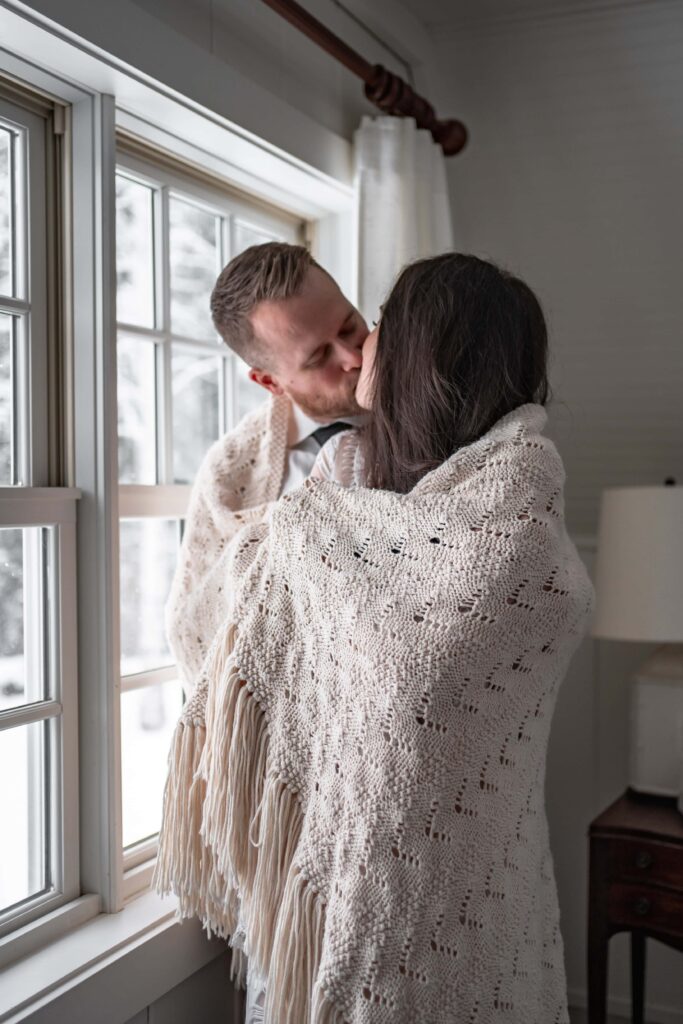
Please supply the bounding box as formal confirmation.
[248,367,285,396]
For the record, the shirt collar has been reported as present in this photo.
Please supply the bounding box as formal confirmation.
[287,400,369,447]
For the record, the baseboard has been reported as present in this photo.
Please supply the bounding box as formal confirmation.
[568,985,682,1024]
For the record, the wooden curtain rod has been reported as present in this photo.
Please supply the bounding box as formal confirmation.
[259,0,468,156]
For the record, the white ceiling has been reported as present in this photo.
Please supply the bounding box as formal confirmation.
[398,0,636,30]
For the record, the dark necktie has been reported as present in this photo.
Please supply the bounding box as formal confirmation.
[310,421,351,449]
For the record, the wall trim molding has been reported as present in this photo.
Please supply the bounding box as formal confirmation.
[568,982,683,1024]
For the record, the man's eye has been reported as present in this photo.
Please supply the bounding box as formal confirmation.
[372,320,378,328]
[309,347,328,367]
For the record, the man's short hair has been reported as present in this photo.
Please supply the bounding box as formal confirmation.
[210,241,327,367]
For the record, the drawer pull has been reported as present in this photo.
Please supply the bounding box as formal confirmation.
[633,897,651,916]
[635,850,653,870]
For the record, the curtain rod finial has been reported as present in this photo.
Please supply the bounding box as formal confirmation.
[434,120,468,156]
[365,65,468,156]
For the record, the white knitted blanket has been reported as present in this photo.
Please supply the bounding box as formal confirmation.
[153,397,595,1024]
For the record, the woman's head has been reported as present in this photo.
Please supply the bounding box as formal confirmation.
[355,252,551,493]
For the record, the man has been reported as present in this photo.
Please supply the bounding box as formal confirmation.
[165,240,371,696]
[164,241,371,1019]
[210,240,370,495]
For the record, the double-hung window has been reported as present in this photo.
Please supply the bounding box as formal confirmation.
[114,139,305,897]
[0,25,351,1004]
[0,80,79,941]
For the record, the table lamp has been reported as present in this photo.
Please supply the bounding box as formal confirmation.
[591,480,683,812]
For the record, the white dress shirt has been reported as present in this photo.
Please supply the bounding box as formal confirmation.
[279,402,368,497]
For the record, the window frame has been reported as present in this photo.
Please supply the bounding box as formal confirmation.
[113,145,306,899]
[0,79,80,950]
[0,7,356,1001]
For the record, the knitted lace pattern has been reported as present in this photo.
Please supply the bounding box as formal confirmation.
[153,398,595,1024]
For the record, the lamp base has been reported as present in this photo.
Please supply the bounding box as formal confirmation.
[627,645,683,807]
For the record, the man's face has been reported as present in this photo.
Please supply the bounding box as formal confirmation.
[247,266,369,420]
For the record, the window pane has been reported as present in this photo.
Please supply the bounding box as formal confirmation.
[235,356,267,421]
[0,527,50,712]
[117,333,157,484]
[172,347,220,484]
[115,175,155,329]
[119,518,179,675]
[233,219,282,257]
[0,719,49,912]
[169,196,219,340]
[0,313,12,483]
[121,679,184,848]
[0,127,12,295]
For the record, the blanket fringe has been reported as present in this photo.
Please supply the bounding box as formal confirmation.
[153,621,340,1022]
[263,863,328,1024]
[151,717,239,939]
[229,944,249,989]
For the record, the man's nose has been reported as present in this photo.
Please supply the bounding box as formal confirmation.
[339,340,363,371]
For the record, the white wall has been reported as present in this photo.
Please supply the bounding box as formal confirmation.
[430,3,683,1019]
[432,0,683,541]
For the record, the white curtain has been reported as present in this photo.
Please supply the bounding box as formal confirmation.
[353,114,454,324]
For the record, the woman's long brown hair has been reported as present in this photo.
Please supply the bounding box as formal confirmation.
[359,252,551,493]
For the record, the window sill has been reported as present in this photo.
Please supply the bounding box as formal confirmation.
[0,889,230,1023]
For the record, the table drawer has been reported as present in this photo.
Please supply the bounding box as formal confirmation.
[607,881,683,937]
[603,836,683,892]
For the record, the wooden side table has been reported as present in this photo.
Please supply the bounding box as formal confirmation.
[587,787,683,1023]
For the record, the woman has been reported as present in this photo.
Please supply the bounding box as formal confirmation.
[311,251,551,492]
[237,252,592,1022]
[156,253,594,1024]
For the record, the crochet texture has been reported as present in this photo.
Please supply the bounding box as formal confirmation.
[153,395,595,1024]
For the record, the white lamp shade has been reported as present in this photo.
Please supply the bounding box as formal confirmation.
[592,485,683,643]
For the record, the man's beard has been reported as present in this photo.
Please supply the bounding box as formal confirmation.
[286,379,364,421]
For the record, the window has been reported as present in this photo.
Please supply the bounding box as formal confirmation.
[114,141,305,894]
[0,24,352,990]
[0,80,79,941]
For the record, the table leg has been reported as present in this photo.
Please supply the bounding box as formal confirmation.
[587,915,610,1024]
[631,930,646,1024]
